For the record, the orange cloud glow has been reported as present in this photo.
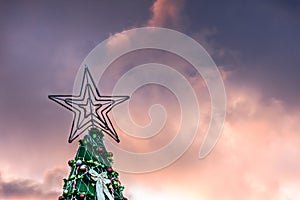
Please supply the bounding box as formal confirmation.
[147,0,186,29]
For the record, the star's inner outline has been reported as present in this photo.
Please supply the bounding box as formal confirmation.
[48,67,129,143]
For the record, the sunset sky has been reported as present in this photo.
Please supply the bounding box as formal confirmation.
[0,0,300,200]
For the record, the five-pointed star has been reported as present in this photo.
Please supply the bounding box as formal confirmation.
[49,67,129,143]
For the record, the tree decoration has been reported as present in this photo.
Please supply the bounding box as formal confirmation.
[49,66,129,199]
[59,128,127,200]
[48,66,129,143]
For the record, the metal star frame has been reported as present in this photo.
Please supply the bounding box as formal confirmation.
[48,67,129,143]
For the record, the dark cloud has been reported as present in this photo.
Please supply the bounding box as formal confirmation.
[0,0,155,171]
[1,0,299,145]
[184,0,300,107]
[0,168,65,199]
[274,0,300,14]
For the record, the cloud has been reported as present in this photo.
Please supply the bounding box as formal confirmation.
[0,178,57,200]
[94,36,300,198]
[147,0,187,30]
[115,76,300,200]
[0,168,66,200]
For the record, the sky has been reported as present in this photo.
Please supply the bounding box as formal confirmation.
[0,0,300,199]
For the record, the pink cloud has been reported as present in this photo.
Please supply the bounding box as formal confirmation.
[147,0,186,29]
[115,80,300,200]
[2,61,300,200]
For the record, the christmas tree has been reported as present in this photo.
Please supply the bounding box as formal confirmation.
[58,128,126,200]
[49,67,129,200]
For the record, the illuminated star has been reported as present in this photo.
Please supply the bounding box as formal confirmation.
[49,67,129,143]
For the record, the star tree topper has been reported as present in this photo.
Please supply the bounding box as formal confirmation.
[49,67,129,143]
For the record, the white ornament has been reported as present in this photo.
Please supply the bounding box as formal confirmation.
[76,159,83,166]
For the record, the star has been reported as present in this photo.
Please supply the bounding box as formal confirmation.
[48,67,129,143]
